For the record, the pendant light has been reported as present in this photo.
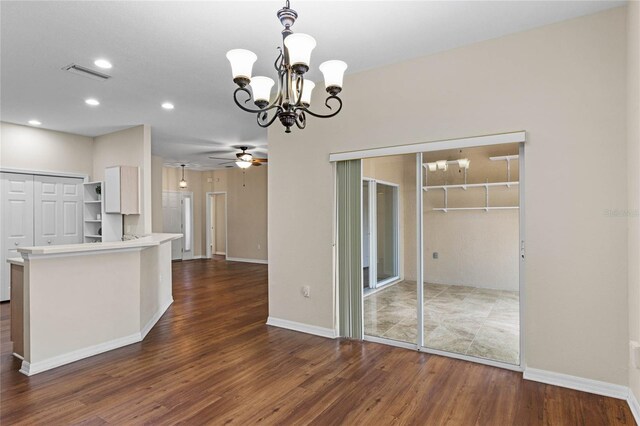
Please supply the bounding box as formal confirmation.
[179,164,188,189]
[225,0,347,133]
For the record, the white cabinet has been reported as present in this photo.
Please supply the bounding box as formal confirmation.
[105,166,139,215]
[83,182,123,243]
[0,172,83,301]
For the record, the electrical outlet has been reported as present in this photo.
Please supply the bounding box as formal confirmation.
[207,177,213,183]
[257,243,261,250]
[301,286,310,298]
[433,252,439,259]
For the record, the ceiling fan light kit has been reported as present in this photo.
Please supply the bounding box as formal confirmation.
[209,146,268,169]
[226,0,347,133]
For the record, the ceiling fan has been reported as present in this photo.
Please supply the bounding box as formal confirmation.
[208,146,268,169]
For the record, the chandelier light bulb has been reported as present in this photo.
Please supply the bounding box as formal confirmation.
[250,76,275,106]
[226,49,257,86]
[319,60,348,95]
[284,33,316,73]
[236,160,253,169]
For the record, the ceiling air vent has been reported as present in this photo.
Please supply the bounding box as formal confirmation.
[62,64,111,81]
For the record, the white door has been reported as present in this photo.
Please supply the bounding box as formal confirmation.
[0,173,34,301]
[34,176,83,246]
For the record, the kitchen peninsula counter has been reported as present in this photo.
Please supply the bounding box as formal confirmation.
[11,233,181,375]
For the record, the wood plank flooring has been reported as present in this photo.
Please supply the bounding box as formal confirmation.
[0,258,635,425]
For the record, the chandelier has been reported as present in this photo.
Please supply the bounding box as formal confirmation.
[225,0,347,133]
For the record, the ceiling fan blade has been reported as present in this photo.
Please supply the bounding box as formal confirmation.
[209,156,235,160]
[252,158,268,163]
[251,162,262,166]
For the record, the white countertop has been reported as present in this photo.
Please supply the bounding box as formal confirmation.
[17,233,182,256]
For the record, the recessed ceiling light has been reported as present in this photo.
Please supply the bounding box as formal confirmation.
[85,98,100,106]
[94,59,112,69]
[162,102,174,110]
[28,119,41,126]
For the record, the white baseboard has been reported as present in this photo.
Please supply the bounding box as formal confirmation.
[20,333,140,376]
[226,257,268,265]
[628,389,640,425]
[266,316,336,339]
[140,298,173,339]
[20,299,173,376]
[523,368,629,399]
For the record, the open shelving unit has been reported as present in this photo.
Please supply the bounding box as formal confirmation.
[423,155,520,213]
[83,182,122,242]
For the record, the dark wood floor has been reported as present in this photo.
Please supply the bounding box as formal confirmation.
[0,258,635,425]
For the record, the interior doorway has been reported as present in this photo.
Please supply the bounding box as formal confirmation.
[162,190,194,261]
[334,131,526,371]
[206,192,227,259]
[362,178,400,295]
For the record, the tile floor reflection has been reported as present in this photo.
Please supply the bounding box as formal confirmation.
[364,281,519,364]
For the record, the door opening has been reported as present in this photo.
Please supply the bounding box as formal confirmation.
[206,192,227,259]
[334,131,527,372]
[362,178,400,296]
[162,190,194,261]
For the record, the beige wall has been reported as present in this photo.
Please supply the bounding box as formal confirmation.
[628,0,640,402]
[0,122,93,177]
[93,125,152,235]
[163,166,268,261]
[424,210,519,290]
[268,7,628,386]
[151,155,164,233]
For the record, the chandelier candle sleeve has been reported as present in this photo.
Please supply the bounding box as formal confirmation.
[319,60,348,94]
[226,49,257,87]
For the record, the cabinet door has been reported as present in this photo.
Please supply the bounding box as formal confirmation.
[0,173,34,301]
[34,176,83,246]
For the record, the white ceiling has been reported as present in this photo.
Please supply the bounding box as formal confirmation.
[1,1,624,169]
